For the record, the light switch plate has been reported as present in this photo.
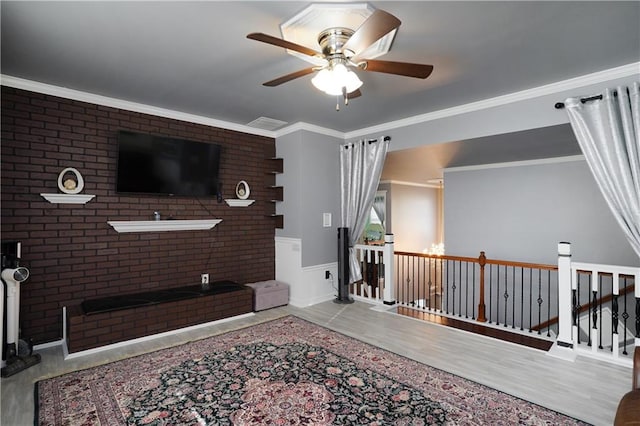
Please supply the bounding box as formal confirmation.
[323,213,331,227]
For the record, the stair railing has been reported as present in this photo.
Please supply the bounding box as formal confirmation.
[556,242,640,364]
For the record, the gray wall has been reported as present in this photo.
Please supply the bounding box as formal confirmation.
[444,159,639,266]
[276,130,342,267]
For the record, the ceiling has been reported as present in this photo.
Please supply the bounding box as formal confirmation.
[381,123,581,184]
[1,2,639,181]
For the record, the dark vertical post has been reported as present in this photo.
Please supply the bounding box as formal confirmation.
[335,227,353,304]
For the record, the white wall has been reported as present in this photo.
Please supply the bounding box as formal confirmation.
[390,183,439,253]
[444,157,639,266]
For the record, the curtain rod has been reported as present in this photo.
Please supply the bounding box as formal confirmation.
[343,136,391,149]
[555,91,618,109]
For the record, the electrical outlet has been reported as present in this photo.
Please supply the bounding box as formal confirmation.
[325,270,331,280]
[201,273,209,284]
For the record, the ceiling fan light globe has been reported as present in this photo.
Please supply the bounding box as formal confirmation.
[311,68,332,92]
[312,66,362,96]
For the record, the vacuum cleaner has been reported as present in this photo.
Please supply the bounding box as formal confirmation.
[1,241,41,378]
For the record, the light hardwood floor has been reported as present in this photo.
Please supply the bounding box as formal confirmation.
[1,300,631,425]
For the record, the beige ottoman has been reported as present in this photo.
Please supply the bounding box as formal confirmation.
[245,280,289,311]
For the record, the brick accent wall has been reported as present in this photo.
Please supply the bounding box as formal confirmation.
[1,86,277,344]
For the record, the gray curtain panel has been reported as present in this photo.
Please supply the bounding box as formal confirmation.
[564,82,640,259]
[340,138,390,283]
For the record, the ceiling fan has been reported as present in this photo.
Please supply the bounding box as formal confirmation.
[247,9,433,109]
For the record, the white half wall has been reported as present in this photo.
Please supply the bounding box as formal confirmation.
[275,236,337,307]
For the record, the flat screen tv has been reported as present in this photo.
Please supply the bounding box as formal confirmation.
[116,130,221,197]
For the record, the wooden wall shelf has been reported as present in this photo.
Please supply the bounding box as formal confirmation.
[41,193,95,204]
[225,199,255,207]
[107,219,222,233]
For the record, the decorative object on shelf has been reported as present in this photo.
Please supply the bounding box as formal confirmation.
[41,167,95,204]
[225,199,255,207]
[107,219,222,233]
[57,168,84,195]
[235,181,250,200]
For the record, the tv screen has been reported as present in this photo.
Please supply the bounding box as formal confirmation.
[116,130,221,197]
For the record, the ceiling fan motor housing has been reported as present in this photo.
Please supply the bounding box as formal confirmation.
[318,28,355,57]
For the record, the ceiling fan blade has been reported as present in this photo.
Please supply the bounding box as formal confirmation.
[247,33,320,57]
[263,68,316,87]
[361,60,434,79]
[347,88,362,99]
[343,10,401,55]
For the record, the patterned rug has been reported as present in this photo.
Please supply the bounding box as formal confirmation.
[36,316,586,425]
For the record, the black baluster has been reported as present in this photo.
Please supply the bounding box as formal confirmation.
[488,265,493,324]
[598,274,603,350]
[591,288,598,348]
[428,257,432,311]
[538,269,543,335]
[612,294,619,354]
[458,260,462,317]
[635,296,640,340]
[512,266,516,329]
[503,265,509,327]
[546,270,551,338]
[496,265,501,325]
[577,274,582,345]
[472,263,476,320]
[464,262,469,319]
[520,268,524,331]
[622,277,630,355]
[451,261,456,316]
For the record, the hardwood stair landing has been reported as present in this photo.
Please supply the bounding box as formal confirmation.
[395,306,554,351]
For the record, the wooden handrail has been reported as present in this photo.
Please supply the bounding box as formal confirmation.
[532,284,636,332]
[485,258,557,271]
[394,251,480,264]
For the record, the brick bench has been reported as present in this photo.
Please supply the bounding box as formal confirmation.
[245,280,289,311]
[66,281,252,353]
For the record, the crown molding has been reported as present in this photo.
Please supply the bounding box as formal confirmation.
[4,62,637,143]
[275,121,345,139]
[380,180,441,189]
[444,155,585,174]
[0,75,276,138]
[344,62,640,139]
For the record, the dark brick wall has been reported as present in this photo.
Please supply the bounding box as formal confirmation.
[1,86,277,344]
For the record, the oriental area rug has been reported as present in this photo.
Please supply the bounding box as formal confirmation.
[36,316,586,425]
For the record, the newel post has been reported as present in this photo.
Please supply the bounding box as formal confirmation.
[477,251,487,322]
[557,242,573,348]
[383,234,395,305]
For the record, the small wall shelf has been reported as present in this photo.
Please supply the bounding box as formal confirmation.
[41,193,95,204]
[107,219,222,233]
[268,186,284,202]
[267,158,283,174]
[266,158,284,229]
[225,199,255,207]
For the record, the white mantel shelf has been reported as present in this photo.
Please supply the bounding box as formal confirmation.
[225,199,255,207]
[107,219,222,233]
[41,193,95,204]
